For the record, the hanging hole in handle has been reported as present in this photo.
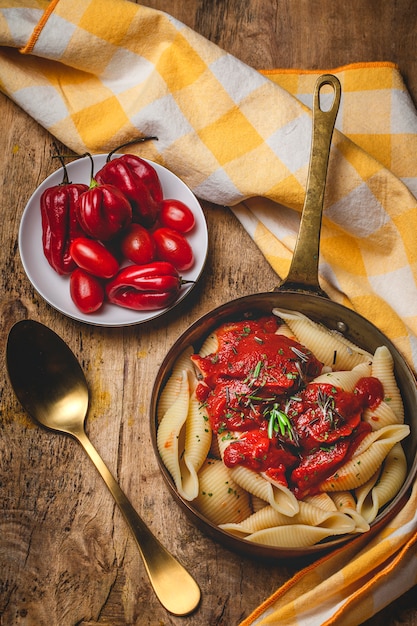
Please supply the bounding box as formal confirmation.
[314,75,341,116]
[318,82,337,112]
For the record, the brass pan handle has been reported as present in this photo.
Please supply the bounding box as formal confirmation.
[278,74,341,296]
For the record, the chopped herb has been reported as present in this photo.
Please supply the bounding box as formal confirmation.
[286,372,298,380]
[253,360,262,378]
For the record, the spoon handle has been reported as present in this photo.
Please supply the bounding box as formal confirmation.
[74,428,201,616]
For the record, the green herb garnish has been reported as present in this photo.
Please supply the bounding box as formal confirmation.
[266,403,295,441]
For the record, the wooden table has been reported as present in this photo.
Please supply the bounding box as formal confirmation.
[1,1,416,624]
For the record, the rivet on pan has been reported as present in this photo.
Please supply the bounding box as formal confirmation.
[336,321,348,333]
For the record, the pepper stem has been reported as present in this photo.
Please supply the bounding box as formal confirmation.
[52,142,71,185]
[51,150,96,186]
[106,136,158,162]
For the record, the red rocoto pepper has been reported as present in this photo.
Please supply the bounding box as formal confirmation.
[105,261,185,311]
[95,153,163,228]
[40,157,88,275]
[75,153,133,241]
[76,182,132,241]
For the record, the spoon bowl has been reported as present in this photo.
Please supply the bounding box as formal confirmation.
[6,319,200,616]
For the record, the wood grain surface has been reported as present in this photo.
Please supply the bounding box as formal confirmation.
[1,1,417,625]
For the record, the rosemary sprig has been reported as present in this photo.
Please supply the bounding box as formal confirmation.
[290,346,309,362]
[244,359,265,386]
[266,403,295,441]
[316,388,344,426]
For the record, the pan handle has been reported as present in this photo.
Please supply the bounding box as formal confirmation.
[278,74,341,296]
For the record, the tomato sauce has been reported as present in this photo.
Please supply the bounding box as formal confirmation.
[192,317,383,499]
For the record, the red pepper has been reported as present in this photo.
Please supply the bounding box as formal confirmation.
[76,182,132,241]
[72,154,132,241]
[106,261,185,311]
[95,153,163,228]
[40,157,88,275]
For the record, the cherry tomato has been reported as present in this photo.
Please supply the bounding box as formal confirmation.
[70,237,119,279]
[120,223,156,265]
[152,227,194,271]
[158,199,195,233]
[70,268,104,313]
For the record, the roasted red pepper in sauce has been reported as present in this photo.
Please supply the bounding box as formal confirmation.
[105,261,184,311]
[40,160,88,275]
[95,154,163,228]
[193,317,383,499]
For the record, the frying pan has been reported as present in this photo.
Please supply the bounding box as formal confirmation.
[150,75,417,559]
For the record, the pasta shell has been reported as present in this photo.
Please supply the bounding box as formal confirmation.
[198,332,219,357]
[157,370,191,497]
[181,393,213,498]
[220,501,353,535]
[157,346,194,422]
[193,459,252,525]
[319,424,410,492]
[245,524,352,548]
[330,492,370,532]
[312,362,371,391]
[363,400,402,431]
[229,465,299,517]
[272,308,373,370]
[371,346,404,423]
[275,322,296,339]
[355,443,407,523]
[304,493,338,512]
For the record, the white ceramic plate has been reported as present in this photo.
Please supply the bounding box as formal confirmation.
[19,154,208,327]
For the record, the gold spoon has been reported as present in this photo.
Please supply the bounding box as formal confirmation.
[6,319,201,616]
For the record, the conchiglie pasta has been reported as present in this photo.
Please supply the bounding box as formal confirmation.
[157,370,191,497]
[245,524,352,548]
[157,346,195,422]
[371,346,404,423]
[329,492,370,533]
[319,424,410,492]
[198,332,218,357]
[193,459,252,525]
[217,431,239,459]
[304,493,338,512]
[355,443,408,523]
[331,491,357,511]
[363,400,402,431]
[229,465,299,517]
[221,500,355,537]
[272,308,373,370]
[181,392,212,492]
[275,322,296,339]
[312,362,371,391]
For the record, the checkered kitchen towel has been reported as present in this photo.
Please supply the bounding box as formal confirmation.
[1,1,417,624]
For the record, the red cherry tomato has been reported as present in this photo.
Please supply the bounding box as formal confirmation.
[158,199,196,233]
[120,223,156,265]
[70,237,119,279]
[152,227,194,271]
[70,268,104,313]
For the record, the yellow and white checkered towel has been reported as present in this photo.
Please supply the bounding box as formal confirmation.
[1,1,417,624]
